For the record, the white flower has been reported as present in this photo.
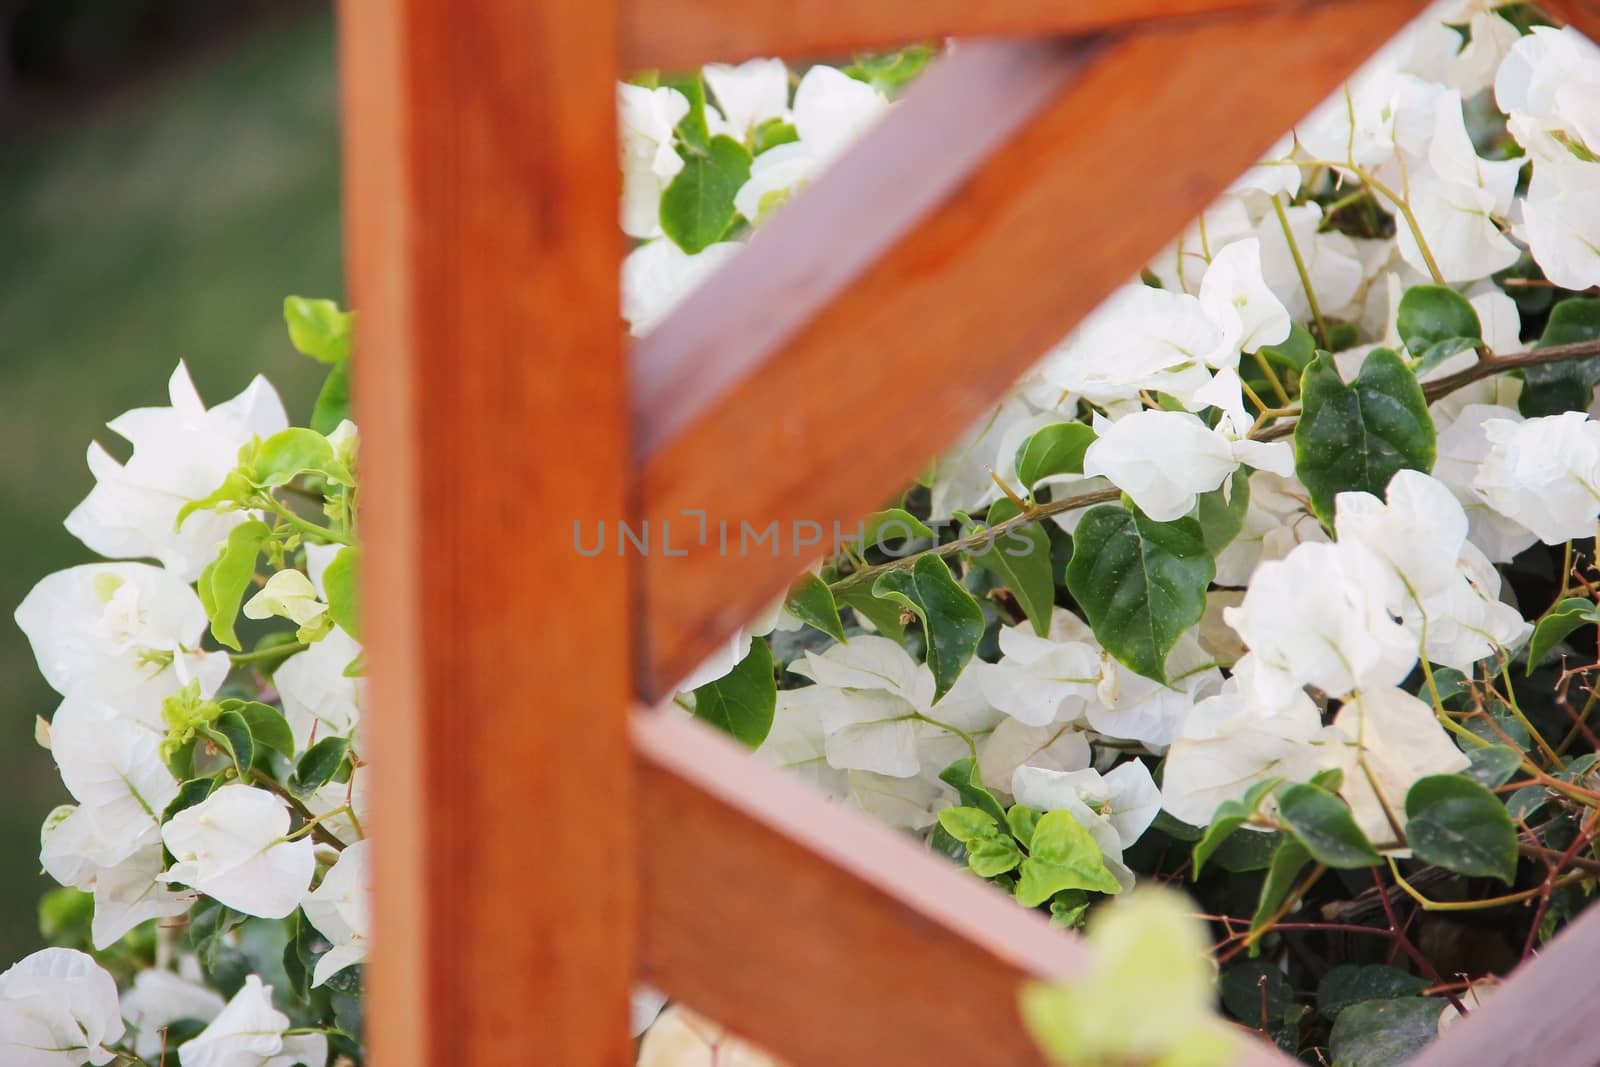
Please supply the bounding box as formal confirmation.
[1081,411,1291,522]
[65,363,288,581]
[1010,763,1160,891]
[46,695,177,871]
[1495,26,1600,164]
[621,239,742,336]
[1253,204,1364,323]
[673,595,783,693]
[1407,541,1531,671]
[303,841,370,987]
[160,786,316,919]
[0,949,123,1067]
[274,626,364,752]
[976,719,1092,800]
[15,563,229,725]
[1521,155,1600,292]
[1433,404,1536,562]
[1328,687,1470,846]
[638,1004,779,1067]
[1476,412,1600,545]
[1225,540,1416,705]
[704,59,789,141]
[1197,238,1292,359]
[1334,469,1468,604]
[243,571,327,630]
[1086,631,1222,749]
[1038,285,1219,409]
[979,610,1103,727]
[121,965,226,1061]
[618,84,689,239]
[178,976,326,1067]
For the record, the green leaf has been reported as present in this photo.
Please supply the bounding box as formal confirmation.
[871,555,984,703]
[691,636,777,747]
[249,428,354,488]
[283,297,354,365]
[1014,422,1096,490]
[200,710,255,777]
[1465,744,1524,789]
[937,805,1000,844]
[1275,782,1381,868]
[310,360,351,436]
[859,507,934,552]
[1316,965,1429,1018]
[968,835,1023,878]
[1521,298,1600,417]
[1007,804,1041,849]
[162,778,218,825]
[1064,504,1213,683]
[177,470,255,527]
[843,44,936,96]
[291,736,352,798]
[835,584,906,640]
[1047,889,1090,928]
[938,758,1007,824]
[1248,838,1312,950]
[751,118,798,155]
[1219,959,1295,1030]
[1527,596,1599,674]
[323,546,361,640]
[38,886,94,945]
[663,72,710,149]
[206,520,271,650]
[784,572,846,642]
[1404,774,1518,883]
[967,499,1056,637]
[1014,810,1122,905]
[1194,467,1251,555]
[1294,349,1435,525]
[220,700,297,759]
[660,135,752,253]
[1328,998,1443,1067]
[1396,285,1481,373]
[1258,323,1317,373]
[1193,777,1281,878]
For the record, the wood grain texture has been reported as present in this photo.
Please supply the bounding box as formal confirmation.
[339,1,635,1063]
[621,0,1278,73]
[1542,0,1600,42]
[633,0,1431,700]
[634,710,1300,1065]
[1409,904,1600,1067]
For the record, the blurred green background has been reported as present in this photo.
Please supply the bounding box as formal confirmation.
[0,3,341,960]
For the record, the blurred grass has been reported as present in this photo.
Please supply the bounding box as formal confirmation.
[0,8,340,960]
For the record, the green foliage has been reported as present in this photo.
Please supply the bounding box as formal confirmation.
[844,45,937,96]
[291,736,352,798]
[1275,782,1381,868]
[967,499,1055,637]
[1193,778,1281,878]
[311,359,351,435]
[690,637,777,747]
[1526,596,1600,673]
[1294,349,1435,524]
[1396,285,1481,373]
[283,296,354,365]
[1014,423,1096,491]
[938,758,1007,824]
[221,700,297,759]
[205,521,272,650]
[1248,838,1312,951]
[1328,998,1443,1067]
[1521,298,1600,416]
[1015,810,1122,905]
[872,555,984,702]
[1194,468,1251,555]
[785,572,847,642]
[1259,323,1318,373]
[660,135,752,253]
[323,546,361,639]
[1404,774,1518,883]
[1064,503,1213,683]
[1316,965,1429,1018]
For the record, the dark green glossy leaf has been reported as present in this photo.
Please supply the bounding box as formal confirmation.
[1521,298,1600,417]
[1259,324,1317,373]
[660,135,752,253]
[938,757,1007,825]
[1526,596,1599,674]
[1397,284,1480,373]
[1405,774,1518,883]
[201,710,255,777]
[1014,422,1096,490]
[872,555,984,703]
[1195,468,1251,555]
[784,572,847,643]
[835,584,906,640]
[1193,777,1281,878]
[1317,965,1430,1019]
[1248,838,1312,950]
[691,636,777,747]
[291,736,352,798]
[220,700,297,759]
[1276,782,1381,868]
[967,499,1055,637]
[1464,744,1524,788]
[1328,998,1443,1067]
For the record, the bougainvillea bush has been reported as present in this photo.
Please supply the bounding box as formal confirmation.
[7,2,1600,1066]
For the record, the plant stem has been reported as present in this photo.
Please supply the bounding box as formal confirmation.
[229,641,309,666]
[1271,194,1330,349]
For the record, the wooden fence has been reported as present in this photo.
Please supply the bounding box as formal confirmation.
[338,0,1600,1063]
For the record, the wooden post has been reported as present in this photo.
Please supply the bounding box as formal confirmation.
[339,1,635,1063]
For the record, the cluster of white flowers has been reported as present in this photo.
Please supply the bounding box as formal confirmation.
[9,361,366,1065]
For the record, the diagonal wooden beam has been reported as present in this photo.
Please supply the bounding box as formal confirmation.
[1541,0,1600,43]
[1408,903,1600,1067]
[341,0,636,1063]
[634,709,1298,1067]
[621,0,1279,74]
[631,0,1431,699]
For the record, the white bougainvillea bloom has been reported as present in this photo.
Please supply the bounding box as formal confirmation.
[673,594,784,694]
[160,786,316,919]
[638,1004,780,1067]
[0,949,123,1067]
[1476,411,1600,545]
[1011,763,1159,891]
[1226,540,1416,708]
[303,840,370,987]
[1082,411,1292,522]
[177,976,326,1067]
[274,626,364,752]
[1253,204,1365,324]
[1038,285,1218,410]
[976,719,1092,801]
[1197,238,1293,359]
[1394,169,1519,284]
[1335,470,1469,604]
[704,58,789,141]
[1520,155,1600,292]
[120,964,226,1061]
[980,610,1104,727]
[1433,404,1537,562]
[243,570,327,631]
[1214,472,1328,586]
[64,363,287,581]
[1407,541,1531,671]
[15,563,228,724]
[1495,25,1600,163]
[48,696,177,864]
[621,238,742,336]
[618,83,689,239]
[1329,686,1471,846]
[1087,632,1223,749]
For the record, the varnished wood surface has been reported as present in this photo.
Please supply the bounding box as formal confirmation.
[340,0,636,1062]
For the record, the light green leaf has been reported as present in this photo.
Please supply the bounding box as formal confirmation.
[872,555,984,703]
[310,360,351,436]
[660,135,752,253]
[1293,349,1435,525]
[249,428,354,488]
[663,72,710,149]
[283,297,354,365]
[1014,423,1096,490]
[751,119,798,155]
[843,45,936,96]
[177,471,255,527]
[1396,285,1481,374]
[967,499,1056,637]
[206,521,271,650]
[937,805,1000,844]
[1015,810,1122,905]
[1007,804,1041,849]
[969,835,1023,878]
[938,758,1008,824]
[1404,774,1517,883]
[1275,782,1381,868]
[784,572,846,643]
[322,547,361,640]
[1194,468,1251,555]
[690,636,777,747]
[1064,503,1213,683]
[1526,596,1599,674]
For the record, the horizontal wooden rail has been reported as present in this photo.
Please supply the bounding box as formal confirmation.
[1543,0,1600,42]
[621,0,1278,72]
[634,710,1304,1066]
[631,0,1430,699]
